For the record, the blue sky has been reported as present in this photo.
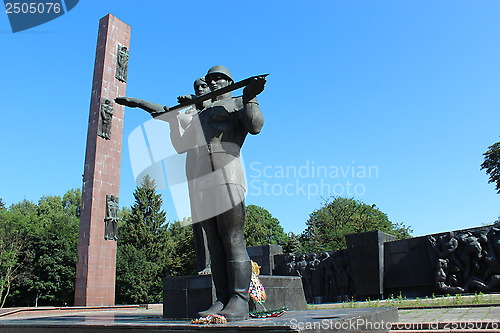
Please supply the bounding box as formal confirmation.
[1,1,500,237]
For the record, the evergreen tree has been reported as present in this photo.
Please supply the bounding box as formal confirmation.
[116,176,169,304]
[284,232,303,254]
[164,220,196,277]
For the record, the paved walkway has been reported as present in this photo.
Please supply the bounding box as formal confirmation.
[393,307,500,332]
[1,304,499,332]
[2,305,499,322]
[398,306,500,322]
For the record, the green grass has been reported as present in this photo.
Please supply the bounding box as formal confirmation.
[309,293,500,310]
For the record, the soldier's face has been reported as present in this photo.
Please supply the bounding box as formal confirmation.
[195,82,210,96]
[207,74,231,91]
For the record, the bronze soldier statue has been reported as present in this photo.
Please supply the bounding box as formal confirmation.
[116,65,266,321]
[179,77,212,275]
[191,66,264,320]
[115,78,212,275]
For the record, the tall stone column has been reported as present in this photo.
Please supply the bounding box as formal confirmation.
[74,14,131,306]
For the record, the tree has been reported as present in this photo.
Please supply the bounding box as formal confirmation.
[15,193,80,306]
[481,140,500,193]
[4,190,81,307]
[163,219,196,277]
[300,197,412,253]
[244,205,290,248]
[116,176,170,304]
[30,193,80,306]
[0,206,31,307]
[285,232,304,254]
[4,199,41,307]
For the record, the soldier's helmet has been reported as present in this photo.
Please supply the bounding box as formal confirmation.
[206,65,233,83]
[193,77,206,89]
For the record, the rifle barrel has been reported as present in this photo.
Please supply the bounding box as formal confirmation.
[154,74,269,117]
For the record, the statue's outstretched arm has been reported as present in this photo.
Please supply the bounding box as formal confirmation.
[115,97,165,115]
[116,97,199,154]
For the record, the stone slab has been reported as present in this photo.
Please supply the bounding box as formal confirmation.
[346,231,395,299]
[0,307,398,332]
[383,236,436,297]
[247,244,283,275]
[250,276,308,312]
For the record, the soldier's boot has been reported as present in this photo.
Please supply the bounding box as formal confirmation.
[218,260,251,321]
[197,259,228,317]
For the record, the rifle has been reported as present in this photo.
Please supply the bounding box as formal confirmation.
[154,74,269,117]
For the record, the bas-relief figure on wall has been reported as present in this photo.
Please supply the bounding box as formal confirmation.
[104,194,119,241]
[276,224,500,303]
[115,45,129,83]
[428,223,500,294]
[283,250,353,303]
[98,98,113,140]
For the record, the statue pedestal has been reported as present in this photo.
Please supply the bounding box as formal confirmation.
[163,275,307,319]
[0,306,398,333]
[162,275,214,319]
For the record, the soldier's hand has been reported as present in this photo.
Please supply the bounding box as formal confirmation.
[148,106,170,118]
[243,77,266,99]
[177,95,195,103]
[115,96,139,107]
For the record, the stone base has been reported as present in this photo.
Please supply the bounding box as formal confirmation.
[163,275,214,319]
[250,276,307,312]
[163,275,307,319]
[0,307,398,333]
